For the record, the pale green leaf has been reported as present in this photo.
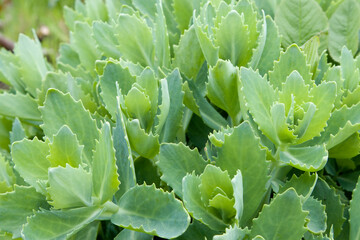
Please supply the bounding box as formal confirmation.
[47,125,83,168]
[0,92,41,121]
[12,137,50,194]
[68,221,99,240]
[126,119,160,159]
[48,164,93,209]
[112,184,190,238]
[215,11,251,67]
[350,175,360,240]
[115,229,153,240]
[116,14,155,68]
[328,0,360,62]
[40,89,99,163]
[0,154,15,193]
[279,144,327,171]
[213,226,249,240]
[231,170,244,223]
[240,67,278,144]
[270,103,296,143]
[182,173,228,231]
[156,143,207,198]
[173,0,200,33]
[279,172,318,199]
[173,26,205,80]
[269,44,312,90]
[215,122,270,226]
[15,34,48,96]
[72,22,101,73]
[312,178,345,237]
[9,118,25,145]
[154,0,171,68]
[0,186,47,238]
[92,122,119,204]
[340,46,360,92]
[22,206,103,240]
[250,188,308,240]
[99,60,136,117]
[303,196,327,234]
[92,21,121,59]
[207,59,239,122]
[275,0,328,47]
[175,220,219,240]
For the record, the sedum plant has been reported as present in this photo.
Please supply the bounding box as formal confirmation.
[0,0,360,239]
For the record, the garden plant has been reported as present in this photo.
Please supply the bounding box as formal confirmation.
[0,0,360,239]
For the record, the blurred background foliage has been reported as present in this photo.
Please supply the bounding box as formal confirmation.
[0,0,75,63]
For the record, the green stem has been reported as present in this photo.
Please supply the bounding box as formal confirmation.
[97,201,120,220]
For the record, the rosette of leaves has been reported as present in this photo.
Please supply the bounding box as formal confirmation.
[157,121,334,238]
[0,89,190,239]
[240,44,337,172]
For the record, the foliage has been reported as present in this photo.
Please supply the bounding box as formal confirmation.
[0,0,359,239]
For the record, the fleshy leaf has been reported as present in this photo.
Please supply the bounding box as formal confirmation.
[0,92,41,121]
[328,0,360,62]
[275,0,328,47]
[0,186,47,238]
[111,184,190,239]
[12,137,50,194]
[115,229,153,240]
[269,44,312,91]
[22,206,103,240]
[48,164,93,209]
[215,122,270,226]
[0,154,15,193]
[182,173,228,231]
[116,14,155,68]
[312,178,345,237]
[279,144,327,172]
[92,122,120,204]
[350,176,360,240]
[250,188,308,239]
[207,59,239,122]
[92,21,121,59]
[40,89,99,164]
[279,172,318,199]
[303,196,327,234]
[156,143,207,198]
[9,118,26,145]
[213,226,250,240]
[215,10,251,67]
[47,125,83,168]
[231,170,244,223]
[240,67,278,144]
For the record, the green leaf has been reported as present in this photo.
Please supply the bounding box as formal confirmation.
[173,0,198,33]
[298,81,336,143]
[270,102,296,143]
[154,0,171,68]
[12,138,50,194]
[303,196,327,234]
[312,178,345,237]
[113,108,136,200]
[99,60,136,118]
[156,143,207,198]
[207,59,239,122]
[0,92,41,121]
[182,173,228,231]
[111,184,190,238]
[328,0,360,62]
[340,46,360,92]
[72,22,101,73]
[329,132,360,159]
[116,14,155,68]
[0,186,47,238]
[213,226,249,240]
[126,119,160,159]
[279,172,318,199]
[350,176,360,240]
[269,44,312,91]
[125,86,152,130]
[68,221,99,240]
[215,10,251,67]
[92,21,121,59]
[215,122,270,226]
[115,229,153,240]
[240,67,278,144]
[279,144,328,171]
[92,122,120,204]
[23,206,103,240]
[85,0,108,21]
[250,188,308,240]
[47,125,83,168]
[14,34,48,96]
[173,26,205,80]
[10,118,25,145]
[40,89,99,164]
[48,164,93,209]
[275,0,328,47]
[175,220,219,240]
[0,154,15,193]
[158,69,184,142]
[231,170,244,223]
